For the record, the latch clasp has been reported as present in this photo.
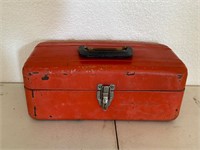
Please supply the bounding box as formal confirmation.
[97,84,115,110]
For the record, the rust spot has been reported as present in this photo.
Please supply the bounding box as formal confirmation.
[34,106,37,117]
[175,109,179,116]
[42,74,49,80]
[63,73,68,76]
[28,72,39,76]
[33,72,39,74]
[177,74,183,79]
[32,90,34,98]
[126,72,135,76]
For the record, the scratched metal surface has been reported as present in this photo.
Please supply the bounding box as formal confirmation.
[0,83,199,150]
[0,83,117,150]
[116,86,200,150]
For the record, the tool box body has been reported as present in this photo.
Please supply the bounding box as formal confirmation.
[23,41,187,120]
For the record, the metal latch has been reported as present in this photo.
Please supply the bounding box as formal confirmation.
[97,84,115,110]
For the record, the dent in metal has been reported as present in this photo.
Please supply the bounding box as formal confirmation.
[126,72,135,76]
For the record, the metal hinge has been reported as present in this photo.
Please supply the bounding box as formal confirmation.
[97,84,115,111]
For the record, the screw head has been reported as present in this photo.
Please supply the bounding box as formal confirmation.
[110,84,115,90]
[97,84,103,90]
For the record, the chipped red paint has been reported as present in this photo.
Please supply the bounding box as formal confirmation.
[23,41,187,120]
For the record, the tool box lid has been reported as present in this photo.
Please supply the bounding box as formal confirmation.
[23,41,187,91]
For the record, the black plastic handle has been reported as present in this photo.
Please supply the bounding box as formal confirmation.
[78,46,133,58]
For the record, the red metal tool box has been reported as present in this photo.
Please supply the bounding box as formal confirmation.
[23,41,187,120]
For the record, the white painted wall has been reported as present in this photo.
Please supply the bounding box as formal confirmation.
[1,0,200,85]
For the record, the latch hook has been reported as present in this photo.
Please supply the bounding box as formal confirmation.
[97,84,115,110]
